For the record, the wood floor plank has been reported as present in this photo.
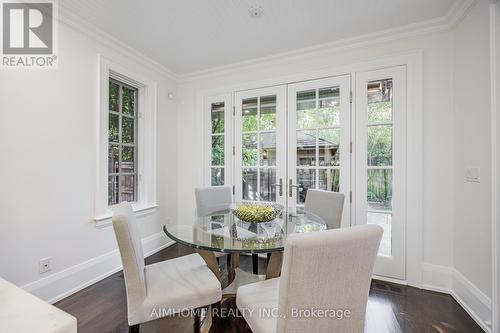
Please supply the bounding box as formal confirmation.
[55,244,484,333]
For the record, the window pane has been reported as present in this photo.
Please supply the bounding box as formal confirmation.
[108,144,119,174]
[108,175,119,205]
[122,117,135,144]
[109,113,119,143]
[211,167,224,186]
[318,129,340,166]
[242,133,258,166]
[367,169,392,211]
[242,98,258,132]
[297,90,316,129]
[211,135,224,166]
[122,87,134,116]
[211,102,224,134]
[120,175,135,202]
[260,132,276,167]
[368,125,392,166]
[109,81,119,112]
[318,87,340,127]
[242,168,258,201]
[297,169,315,204]
[260,168,276,202]
[260,95,276,130]
[319,169,340,192]
[296,130,316,166]
[368,79,393,122]
[122,146,135,173]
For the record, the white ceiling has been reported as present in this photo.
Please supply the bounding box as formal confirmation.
[61,0,461,75]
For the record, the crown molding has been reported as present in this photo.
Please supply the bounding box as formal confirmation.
[58,3,178,81]
[56,0,477,83]
[178,0,477,83]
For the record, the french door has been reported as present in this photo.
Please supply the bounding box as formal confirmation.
[287,76,351,225]
[232,67,406,280]
[354,66,406,280]
[234,86,287,206]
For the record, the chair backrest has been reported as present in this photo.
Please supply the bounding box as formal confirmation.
[195,186,232,217]
[112,202,146,323]
[277,224,383,333]
[304,189,345,229]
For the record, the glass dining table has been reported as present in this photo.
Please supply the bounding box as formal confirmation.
[163,208,326,296]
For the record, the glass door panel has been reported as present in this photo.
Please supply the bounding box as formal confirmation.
[235,86,286,206]
[288,75,351,225]
[355,66,406,280]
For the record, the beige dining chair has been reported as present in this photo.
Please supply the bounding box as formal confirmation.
[112,202,222,333]
[194,186,233,265]
[236,224,383,333]
[304,189,345,229]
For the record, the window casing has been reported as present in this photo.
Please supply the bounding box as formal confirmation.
[108,78,139,205]
[210,102,225,186]
[95,55,158,226]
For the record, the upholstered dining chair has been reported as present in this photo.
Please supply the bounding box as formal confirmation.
[112,202,222,333]
[236,224,383,333]
[304,189,345,229]
[194,186,233,265]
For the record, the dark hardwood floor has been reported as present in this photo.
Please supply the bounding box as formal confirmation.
[55,244,483,333]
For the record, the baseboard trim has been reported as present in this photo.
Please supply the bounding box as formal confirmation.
[421,263,492,332]
[21,232,174,304]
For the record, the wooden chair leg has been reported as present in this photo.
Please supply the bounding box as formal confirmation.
[212,301,221,332]
[194,307,201,333]
[129,324,140,333]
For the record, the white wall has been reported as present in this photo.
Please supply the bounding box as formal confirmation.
[452,0,492,306]
[177,31,455,270]
[0,20,177,302]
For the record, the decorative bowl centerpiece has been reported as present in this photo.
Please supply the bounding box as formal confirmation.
[231,203,284,223]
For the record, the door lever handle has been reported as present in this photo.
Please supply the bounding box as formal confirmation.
[289,179,302,197]
[271,178,283,196]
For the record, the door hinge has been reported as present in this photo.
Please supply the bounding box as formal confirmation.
[350,191,352,203]
[232,146,235,155]
[349,91,353,104]
[349,141,352,153]
[232,185,235,195]
[233,106,235,116]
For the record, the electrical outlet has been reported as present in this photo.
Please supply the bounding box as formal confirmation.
[39,257,52,274]
[465,167,480,183]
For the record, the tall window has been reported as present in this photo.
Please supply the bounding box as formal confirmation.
[108,78,138,205]
[210,102,225,185]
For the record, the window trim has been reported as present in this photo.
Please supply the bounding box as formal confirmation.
[95,55,158,227]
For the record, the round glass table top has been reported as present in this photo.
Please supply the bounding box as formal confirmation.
[163,209,326,254]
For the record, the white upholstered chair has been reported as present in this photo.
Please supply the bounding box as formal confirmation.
[194,186,233,262]
[112,202,222,333]
[236,224,383,333]
[304,189,345,229]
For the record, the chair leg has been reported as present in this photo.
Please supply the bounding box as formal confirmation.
[129,324,140,333]
[252,254,258,274]
[194,307,201,333]
[212,301,221,332]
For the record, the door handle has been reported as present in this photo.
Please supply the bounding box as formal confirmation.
[289,179,302,197]
[271,178,283,196]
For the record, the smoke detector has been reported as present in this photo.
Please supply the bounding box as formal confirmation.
[248,6,264,18]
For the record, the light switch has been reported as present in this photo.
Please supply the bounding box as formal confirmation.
[465,167,480,183]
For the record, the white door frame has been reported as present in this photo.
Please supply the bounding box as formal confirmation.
[287,75,352,225]
[199,51,423,287]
